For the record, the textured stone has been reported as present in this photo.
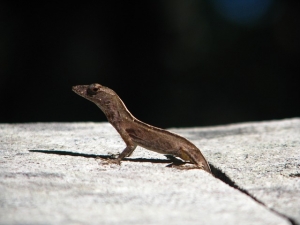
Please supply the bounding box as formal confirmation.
[1,119,298,225]
[171,118,300,224]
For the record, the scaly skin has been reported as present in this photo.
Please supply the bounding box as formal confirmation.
[72,83,211,174]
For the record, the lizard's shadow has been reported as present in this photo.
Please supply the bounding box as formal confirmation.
[29,149,176,164]
[29,150,216,175]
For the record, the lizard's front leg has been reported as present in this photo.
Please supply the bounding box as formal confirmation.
[98,145,137,165]
[100,128,137,165]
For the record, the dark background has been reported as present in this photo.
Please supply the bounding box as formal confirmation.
[1,1,299,128]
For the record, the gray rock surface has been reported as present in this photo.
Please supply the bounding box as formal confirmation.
[171,118,300,224]
[0,118,299,225]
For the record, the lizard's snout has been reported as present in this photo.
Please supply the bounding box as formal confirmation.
[72,85,89,96]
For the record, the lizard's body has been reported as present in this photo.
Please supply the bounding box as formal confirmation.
[72,83,211,174]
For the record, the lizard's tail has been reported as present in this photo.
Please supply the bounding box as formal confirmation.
[201,159,212,174]
[192,149,212,174]
[181,147,212,174]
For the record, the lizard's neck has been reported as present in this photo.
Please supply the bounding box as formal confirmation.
[97,95,135,124]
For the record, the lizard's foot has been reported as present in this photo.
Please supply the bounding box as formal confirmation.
[168,163,204,170]
[165,155,205,170]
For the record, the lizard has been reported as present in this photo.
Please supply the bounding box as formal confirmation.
[72,83,212,174]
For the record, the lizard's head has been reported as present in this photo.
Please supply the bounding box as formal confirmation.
[72,83,117,108]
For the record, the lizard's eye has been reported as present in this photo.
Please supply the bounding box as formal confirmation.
[87,84,101,95]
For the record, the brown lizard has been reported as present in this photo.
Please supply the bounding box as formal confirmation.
[72,83,211,174]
